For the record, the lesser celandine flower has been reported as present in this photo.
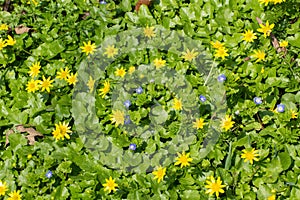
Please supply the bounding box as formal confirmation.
[67,73,77,85]
[52,122,72,141]
[0,38,7,50]
[172,97,182,111]
[5,35,16,46]
[174,151,193,168]
[291,110,298,119]
[153,58,166,69]
[242,30,257,42]
[259,0,272,6]
[257,21,274,38]
[279,40,288,47]
[252,50,266,63]
[0,24,9,31]
[205,176,226,198]
[210,41,224,49]
[104,45,118,58]
[152,166,166,183]
[268,194,276,200]
[80,41,96,55]
[98,80,110,98]
[214,47,229,60]
[221,115,235,131]
[0,181,8,196]
[181,48,198,61]
[128,66,135,74]
[87,76,95,92]
[193,118,206,129]
[40,76,54,93]
[144,26,156,38]
[102,176,118,193]
[56,67,70,80]
[110,110,125,126]
[26,79,40,93]
[7,190,22,200]
[28,62,41,77]
[115,67,126,77]
[241,148,259,164]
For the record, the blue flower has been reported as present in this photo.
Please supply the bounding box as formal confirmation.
[199,95,206,102]
[124,100,131,108]
[124,115,131,125]
[277,104,285,113]
[129,143,137,151]
[217,74,226,82]
[253,97,262,105]
[45,170,53,178]
[99,0,107,4]
[136,86,143,94]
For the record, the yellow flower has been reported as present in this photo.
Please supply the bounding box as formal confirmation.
[110,110,125,126]
[214,47,229,60]
[87,76,95,92]
[8,190,22,200]
[128,66,135,74]
[291,110,298,119]
[26,79,40,93]
[273,0,285,4]
[210,41,224,49]
[181,48,198,62]
[40,76,54,93]
[252,50,266,63]
[56,67,70,80]
[5,35,16,46]
[174,151,193,168]
[279,40,288,47]
[0,38,7,50]
[67,73,77,85]
[27,0,38,5]
[28,62,41,77]
[27,154,32,159]
[0,24,9,31]
[172,97,182,111]
[144,26,156,38]
[221,115,235,131]
[115,67,126,78]
[193,118,206,129]
[52,121,72,141]
[153,58,166,69]
[257,21,275,38]
[205,176,226,198]
[80,41,96,55]
[259,0,272,6]
[104,45,118,58]
[98,80,110,98]
[241,148,259,164]
[152,166,166,183]
[102,176,118,193]
[261,67,265,74]
[242,30,257,42]
[268,194,276,200]
[0,181,8,196]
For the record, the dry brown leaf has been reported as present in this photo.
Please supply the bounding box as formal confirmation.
[6,125,44,146]
[135,0,152,11]
[15,25,31,34]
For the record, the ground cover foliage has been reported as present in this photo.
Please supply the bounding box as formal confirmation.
[0,0,300,199]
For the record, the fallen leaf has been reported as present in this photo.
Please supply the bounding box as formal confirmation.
[15,25,31,34]
[135,0,152,11]
[6,125,44,145]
